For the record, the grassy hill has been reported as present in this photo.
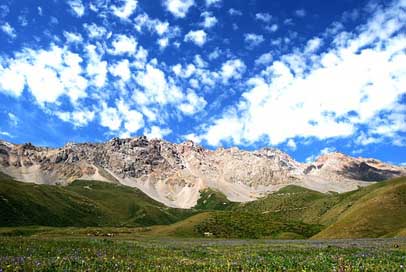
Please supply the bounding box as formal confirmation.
[0,174,194,227]
[0,170,405,239]
[313,177,406,239]
[189,178,406,239]
[193,188,236,210]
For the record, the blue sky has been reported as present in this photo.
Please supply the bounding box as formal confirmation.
[0,0,405,164]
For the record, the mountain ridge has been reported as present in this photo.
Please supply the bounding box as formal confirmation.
[0,137,405,208]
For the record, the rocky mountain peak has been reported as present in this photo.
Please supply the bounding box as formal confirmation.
[0,138,405,208]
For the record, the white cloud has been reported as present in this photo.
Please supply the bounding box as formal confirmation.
[158,37,169,49]
[255,13,272,23]
[110,34,137,55]
[85,44,107,88]
[63,31,83,44]
[155,21,169,36]
[255,52,273,66]
[83,23,108,39]
[179,90,207,115]
[145,126,172,139]
[60,51,88,103]
[56,110,95,127]
[266,24,278,32]
[199,1,406,147]
[305,37,323,53]
[164,0,194,18]
[228,8,242,16]
[184,30,207,46]
[0,131,11,137]
[201,12,217,28]
[295,9,306,17]
[0,62,26,96]
[100,103,122,131]
[205,0,221,6]
[0,45,88,105]
[244,33,265,48]
[184,133,202,143]
[204,110,244,146]
[67,0,85,17]
[7,113,19,126]
[220,59,246,83]
[135,64,183,106]
[109,59,131,82]
[111,0,137,19]
[287,139,297,150]
[117,100,144,134]
[1,22,16,38]
[134,13,175,40]
[172,63,196,78]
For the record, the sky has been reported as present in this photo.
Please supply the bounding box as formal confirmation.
[0,0,405,164]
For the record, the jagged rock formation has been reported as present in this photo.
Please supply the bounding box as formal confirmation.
[0,137,405,208]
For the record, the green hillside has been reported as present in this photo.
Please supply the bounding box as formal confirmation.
[193,188,236,210]
[313,177,406,239]
[0,170,405,239]
[0,174,194,227]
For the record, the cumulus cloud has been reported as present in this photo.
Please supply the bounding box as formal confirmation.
[228,8,242,16]
[145,126,172,139]
[205,0,221,6]
[201,12,218,28]
[244,33,265,48]
[7,113,19,126]
[110,34,137,55]
[0,45,88,104]
[255,52,273,66]
[255,13,272,23]
[83,23,108,39]
[220,59,246,83]
[295,9,306,17]
[117,100,144,134]
[111,0,137,19]
[135,64,183,106]
[1,22,16,38]
[85,44,107,88]
[179,90,207,115]
[67,0,85,17]
[63,31,83,44]
[164,0,194,18]
[56,109,95,127]
[266,24,278,32]
[199,1,406,147]
[184,30,207,46]
[305,37,323,53]
[100,103,122,131]
[287,139,297,150]
[109,59,131,82]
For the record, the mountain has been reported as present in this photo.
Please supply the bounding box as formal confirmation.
[0,137,405,208]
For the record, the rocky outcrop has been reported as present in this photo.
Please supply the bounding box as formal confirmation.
[0,138,405,208]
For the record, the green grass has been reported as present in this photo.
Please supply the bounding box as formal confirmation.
[313,177,406,239]
[0,175,195,228]
[193,189,236,210]
[1,170,405,239]
[0,237,404,271]
[194,211,323,239]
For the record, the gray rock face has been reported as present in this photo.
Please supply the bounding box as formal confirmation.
[0,138,405,208]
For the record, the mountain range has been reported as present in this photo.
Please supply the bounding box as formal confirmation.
[1,137,405,208]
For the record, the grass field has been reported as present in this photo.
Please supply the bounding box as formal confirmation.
[0,236,405,271]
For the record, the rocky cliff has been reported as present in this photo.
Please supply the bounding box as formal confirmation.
[0,137,404,208]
